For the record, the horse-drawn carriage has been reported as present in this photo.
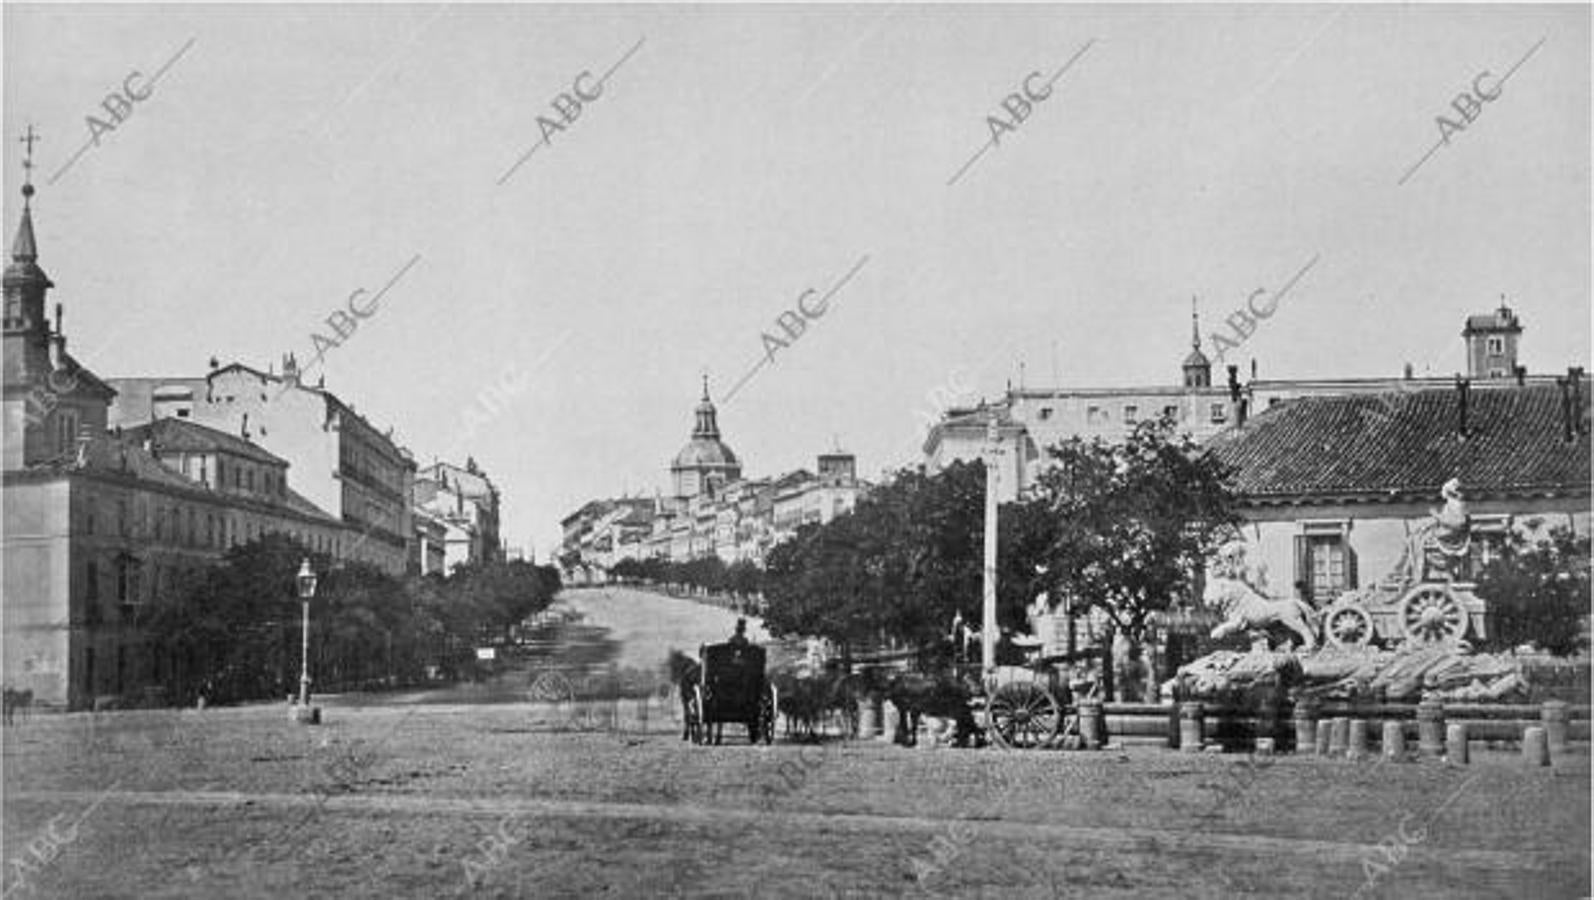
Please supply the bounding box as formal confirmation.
[681,641,777,745]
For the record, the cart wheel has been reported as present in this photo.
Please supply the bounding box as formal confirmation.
[1323,605,1376,649]
[988,682,1061,750]
[1400,585,1468,644]
[687,685,705,745]
[760,684,777,745]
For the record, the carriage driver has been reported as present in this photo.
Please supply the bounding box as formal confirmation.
[728,618,751,647]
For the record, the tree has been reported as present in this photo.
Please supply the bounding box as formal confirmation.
[1028,418,1240,700]
[1474,525,1591,657]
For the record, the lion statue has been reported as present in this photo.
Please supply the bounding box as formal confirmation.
[1204,540,1318,650]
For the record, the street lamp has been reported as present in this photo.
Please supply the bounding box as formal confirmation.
[293,558,320,724]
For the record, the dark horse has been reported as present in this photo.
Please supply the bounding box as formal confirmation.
[770,665,863,740]
[667,649,701,743]
[877,669,984,748]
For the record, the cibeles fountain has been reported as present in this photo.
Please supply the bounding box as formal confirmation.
[1168,481,1522,709]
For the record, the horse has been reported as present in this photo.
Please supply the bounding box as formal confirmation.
[666,649,701,743]
[879,669,985,748]
[2,687,33,725]
[1204,573,1319,650]
[770,666,862,740]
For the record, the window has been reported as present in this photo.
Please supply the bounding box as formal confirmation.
[217,459,225,486]
[1162,405,1179,421]
[117,558,131,602]
[207,514,215,547]
[54,409,80,455]
[1086,405,1105,425]
[118,501,128,536]
[176,409,190,418]
[1038,407,1054,421]
[247,469,255,491]
[1210,403,1228,424]
[1294,522,1357,606]
[85,504,96,535]
[1123,405,1139,424]
[1486,336,1504,354]
[188,509,197,546]
[85,561,99,602]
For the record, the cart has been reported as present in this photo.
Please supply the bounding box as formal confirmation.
[685,641,777,745]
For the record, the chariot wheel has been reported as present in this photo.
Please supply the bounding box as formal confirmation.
[759,683,777,745]
[987,682,1061,750]
[686,684,705,745]
[1399,584,1468,644]
[1323,604,1376,649]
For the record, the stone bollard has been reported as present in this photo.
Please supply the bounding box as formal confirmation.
[858,696,880,740]
[1540,701,1569,754]
[1522,726,1550,767]
[1328,717,1349,756]
[1417,697,1446,757]
[1255,737,1276,756]
[1382,721,1407,761]
[1446,723,1469,765]
[1315,719,1333,756]
[1257,695,1280,750]
[1179,702,1204,752]
[1347,719,1369,760]
[1292,697,1319,755]
[1079,698,1104,750]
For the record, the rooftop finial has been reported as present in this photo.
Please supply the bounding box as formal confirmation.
[701,371,710,401]
[1190,295,1201,349]
[18,125,39,207]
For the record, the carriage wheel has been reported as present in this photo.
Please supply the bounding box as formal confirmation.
[1324,605,1375,649]
[759,684,777,745]
[988,683,1061,750]
[1400,585,1468,644]
[686,685,705,745]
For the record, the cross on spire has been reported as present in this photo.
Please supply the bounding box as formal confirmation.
[18,124,39,205]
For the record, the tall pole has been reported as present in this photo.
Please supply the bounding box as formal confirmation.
[299,597,311,706]
[982,418,1001,678]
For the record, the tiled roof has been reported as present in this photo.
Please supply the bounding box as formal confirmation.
[1208,383,1590,503]
[122,417,285,466]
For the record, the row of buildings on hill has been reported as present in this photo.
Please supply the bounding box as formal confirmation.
[2,166,507,708]
[560,380,868,578]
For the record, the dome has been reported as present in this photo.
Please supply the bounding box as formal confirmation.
[673,438,739,470]
[1183,347,1210,369]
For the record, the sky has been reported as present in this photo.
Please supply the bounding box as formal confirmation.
[3,3,1589,559]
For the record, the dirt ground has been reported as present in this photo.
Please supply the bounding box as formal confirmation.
[3,697,1588,899]
[4,587,1588,898]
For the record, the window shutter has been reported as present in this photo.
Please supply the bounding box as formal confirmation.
[1294,535,1311,604]
[1347,545,1359,590]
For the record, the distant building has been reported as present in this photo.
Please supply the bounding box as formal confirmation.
[412,458,502,573]
[108,355,416,576]
[926,301,1562,501]
[562,382,868,570]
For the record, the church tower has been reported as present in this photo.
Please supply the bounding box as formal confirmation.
[1182,297,1212,388]
[3,126,114,470]
[670,376,742,498]
[1462,300,1524,379]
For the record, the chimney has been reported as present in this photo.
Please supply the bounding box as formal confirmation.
[1403,362,1414,380]
[1514,365,1527,386]
[1227,365,1247,426]
[1455,375,1471,437]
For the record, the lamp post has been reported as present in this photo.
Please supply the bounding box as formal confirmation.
[981,418,1002,679]
[293,558,319,724]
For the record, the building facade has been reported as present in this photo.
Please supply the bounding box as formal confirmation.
[108,355,416,576]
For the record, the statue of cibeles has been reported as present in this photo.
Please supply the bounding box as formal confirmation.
[1395,478,1472,583]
